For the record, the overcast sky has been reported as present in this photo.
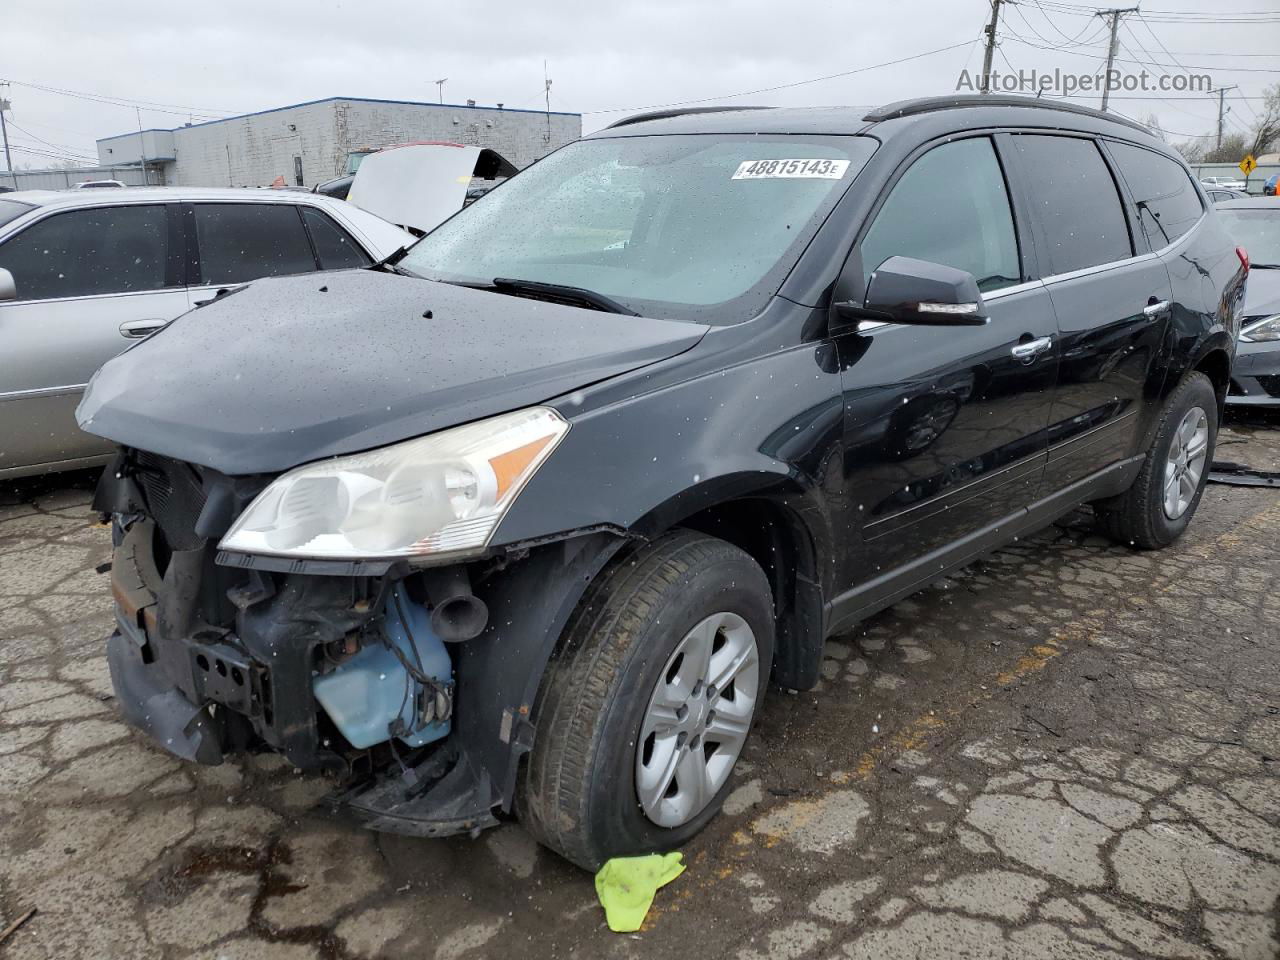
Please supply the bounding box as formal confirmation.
[3,0,1276,168]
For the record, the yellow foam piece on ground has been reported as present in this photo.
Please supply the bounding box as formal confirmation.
[594,852,686,932]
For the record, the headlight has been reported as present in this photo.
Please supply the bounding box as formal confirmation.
[219,406,568,561]
[1241,314,1280,343]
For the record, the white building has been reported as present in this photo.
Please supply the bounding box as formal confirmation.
[96,96,581,188]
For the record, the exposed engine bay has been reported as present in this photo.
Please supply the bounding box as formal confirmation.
[98,448,624,839]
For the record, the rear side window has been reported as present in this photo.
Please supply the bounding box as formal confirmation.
[1010,135,1132,275]
[0,198,34,230]
[193,203,317,285]
[859,137,1020,292]
[0,204,169,301]
[301,207,371,270]
[1108,142,1204,248]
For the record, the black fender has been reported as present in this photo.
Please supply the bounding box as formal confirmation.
[490,339,847,693]
[458,531,630,811]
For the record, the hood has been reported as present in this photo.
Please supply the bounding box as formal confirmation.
[1242,266,1280,319]
[346,143,516,234]
[78,270,707,475]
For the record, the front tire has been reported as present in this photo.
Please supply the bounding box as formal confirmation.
[519,530,774,870]
[1096,371,1218,549]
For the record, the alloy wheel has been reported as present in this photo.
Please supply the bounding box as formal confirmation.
[635,612,760,828]
[1163,405,1209,520]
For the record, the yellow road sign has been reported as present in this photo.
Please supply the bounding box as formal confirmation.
[1240,154,1257,176]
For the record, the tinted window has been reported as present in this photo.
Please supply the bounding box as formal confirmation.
[193,203,317,285]
[860,137,1020,293]
[301,207,370,270]
[0,204,169,301]
[1108,142,1204,247]
[1011,135,1132,274]
[0,198,34,229]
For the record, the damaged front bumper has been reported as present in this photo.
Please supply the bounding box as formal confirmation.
[98,451,626,840]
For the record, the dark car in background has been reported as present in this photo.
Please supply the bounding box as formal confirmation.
[1217,198,1280,408]
[1207,186,1248,204]
[77,96,1245,870]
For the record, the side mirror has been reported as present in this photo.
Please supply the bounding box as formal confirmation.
[835,256,988,327]
[0,268,15,302]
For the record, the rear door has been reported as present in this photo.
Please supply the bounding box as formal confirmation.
[1005,133,1172,489]
[185,202,321,303]
[835,134,1059,583]
[0,202,188,472]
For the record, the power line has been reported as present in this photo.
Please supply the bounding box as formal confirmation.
[583,40,975,115]
[1001,32,1280,72]
[0,78,234,120]
[4,119,95,158]
[1029,0,1110,45]
[1034,1,1280,22]
[8,143,97,165]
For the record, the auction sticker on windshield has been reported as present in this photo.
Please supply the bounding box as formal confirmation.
[732,159,851,180]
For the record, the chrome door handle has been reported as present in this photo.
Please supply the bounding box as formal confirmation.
[119,319,166,339]
[1143,300,1170,318]
[1011,336,1053,361]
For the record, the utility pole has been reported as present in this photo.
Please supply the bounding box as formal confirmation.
[0,85,14,189]
[979,0,1005,95]
[1209,85,1238,151]
[1097,6,1138,112]
[434,78,448,104]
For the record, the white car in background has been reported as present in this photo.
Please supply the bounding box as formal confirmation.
[0,188,411,478]
[1201,175,1247,191]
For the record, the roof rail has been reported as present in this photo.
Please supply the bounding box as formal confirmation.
[862,95,1152,135]
[605,105,774,130]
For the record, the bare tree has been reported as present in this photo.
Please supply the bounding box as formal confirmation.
[1205,133,1248,164]
[1142,113,1168,144]
[1246,82,1279,159]
[1174,138,1207,163]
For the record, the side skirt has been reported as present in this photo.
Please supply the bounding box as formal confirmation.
[824,454,1144,637]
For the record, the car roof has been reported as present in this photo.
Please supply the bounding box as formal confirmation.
[0,186,350,211]
[587,95,1163,145]
[1214,198,1280,210]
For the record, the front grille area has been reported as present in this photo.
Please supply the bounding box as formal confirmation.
[133,451,208,551]
[1257,375,1280,398]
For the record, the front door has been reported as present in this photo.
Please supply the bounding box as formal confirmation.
[833,135,1059,613]
[0,203,189,474]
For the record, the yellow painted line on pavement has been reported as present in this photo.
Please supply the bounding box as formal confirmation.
[649,497,1280,918]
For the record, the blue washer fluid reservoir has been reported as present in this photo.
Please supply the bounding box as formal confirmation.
[312,584,452,750]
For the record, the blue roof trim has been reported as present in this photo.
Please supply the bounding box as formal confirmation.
[98,95,580,143]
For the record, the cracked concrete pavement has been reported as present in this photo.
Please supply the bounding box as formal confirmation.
[1,419,1278,960]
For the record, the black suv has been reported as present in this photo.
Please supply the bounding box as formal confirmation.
[80,96,1246,869]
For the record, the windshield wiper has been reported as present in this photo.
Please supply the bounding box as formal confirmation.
[491,277,639,316]
[1251,262,1280,269]
[369,245,423,278]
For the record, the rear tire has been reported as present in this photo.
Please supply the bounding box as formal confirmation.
[519,530,774,870]
[1095,371,1217,550]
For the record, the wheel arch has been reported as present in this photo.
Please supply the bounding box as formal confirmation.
[1192,344,1232,411]
[636,479,831,691]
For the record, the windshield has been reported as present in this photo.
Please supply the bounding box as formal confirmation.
[0,198,34,230]
[399,133,877,322]
[1219,209,1280,267]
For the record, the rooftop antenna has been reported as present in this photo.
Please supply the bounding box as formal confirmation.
[434,78,448,104]
[136,107,149,186]
[543,60,552,144]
